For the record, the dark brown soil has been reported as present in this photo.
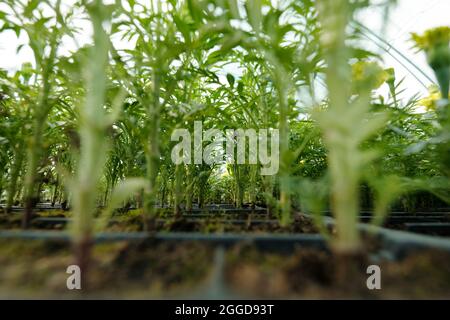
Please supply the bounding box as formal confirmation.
[110,239,213,292]
[0,211,318,234]
[225,244,450,299]
[158,214,318,234]
[0,213,22,229]
[0,239,214,298]
[1,238,450,298]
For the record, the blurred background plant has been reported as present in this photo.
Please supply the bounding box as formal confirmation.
[412,27,450,179]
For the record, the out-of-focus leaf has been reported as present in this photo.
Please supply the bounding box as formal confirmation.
[226,73,235,87]
[97,178,148,230]
[245,0,262,33]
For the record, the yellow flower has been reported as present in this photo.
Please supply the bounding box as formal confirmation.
[418,85,450,111]
[412,27,450,98]
[351,61,388,92]
[411,27,450,70]
[412,27,450,52]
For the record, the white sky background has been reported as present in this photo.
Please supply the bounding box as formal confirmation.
[0,0,449,100]
[358,0,450,99]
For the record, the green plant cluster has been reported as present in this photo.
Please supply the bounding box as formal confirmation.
[0,0,448,255]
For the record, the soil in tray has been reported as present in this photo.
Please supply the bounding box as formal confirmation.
[0,239,214,298]
[0,211,318,234]
[1,238,449,299]
[151,214,317,234]
[83,214,317,234]
[225,244,450,299]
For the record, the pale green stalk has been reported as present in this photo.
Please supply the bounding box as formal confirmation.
[173,164,183,216]
[71,0,110,243]
[6,145,24,212]
[315,0,387,252]
[22,26,59,227]
[317,0,359,252]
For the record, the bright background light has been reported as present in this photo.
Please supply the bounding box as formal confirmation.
[361,0,450,99]
[0,0,449,99]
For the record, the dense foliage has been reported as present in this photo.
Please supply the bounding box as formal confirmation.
[0,0,449,254]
